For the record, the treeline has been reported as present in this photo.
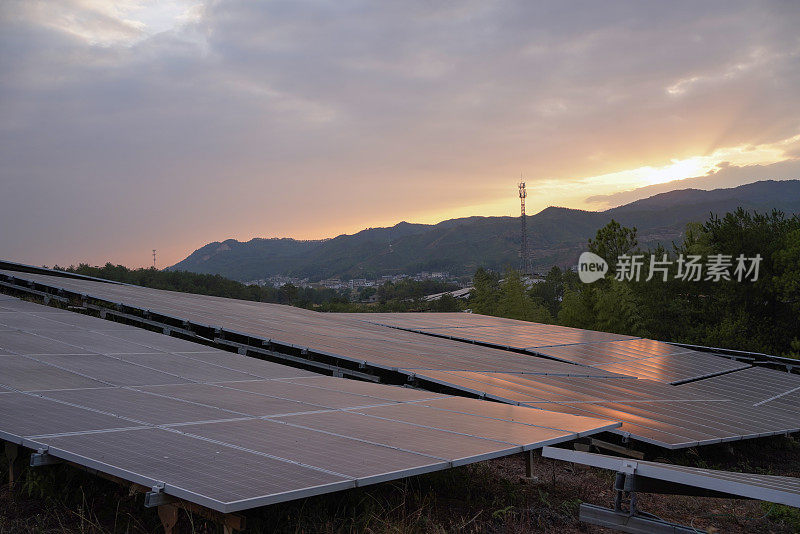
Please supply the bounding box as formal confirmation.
[56,264,464,312]
[467,208,800,357]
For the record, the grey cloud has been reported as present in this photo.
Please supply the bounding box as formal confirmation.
[1,0,799,267]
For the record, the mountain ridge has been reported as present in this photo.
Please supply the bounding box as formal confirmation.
[169,180,800,281]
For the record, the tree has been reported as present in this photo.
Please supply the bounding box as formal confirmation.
[673,209,800,353]
[430,294,463,312]
[496,269,552,322]
[594,278,643,335]
[469,267,501,315]
[529,266,564,318]
[558,288,595,329]
[588,219,638,267]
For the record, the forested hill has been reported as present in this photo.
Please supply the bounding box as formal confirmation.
[169,180,800,281]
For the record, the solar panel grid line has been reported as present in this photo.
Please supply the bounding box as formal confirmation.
[679,367,800,407]
[128,385,332,418]
[414,371,523,402]
[408,398,621,437]
[754,385,800,406]
[596,400,800,442]
[614,398,796,433]
[274,377,447,404]
[322,409,550,449]
[549,403,724,441]
[271,411,527,468]
[206,378,450,411]
[607,402,776,439]
[363,412,560,455]
[0,383,257,439]
[29,430,356,513]
[163,427,358,480]
[0,390,155,444]
[0,354,112,391]
[477,374,633,401]
[534,343,688,365]
[29,387,496,467]
[1,351,120,390]
[4,325,363,421]
[397,367,624,378]
[526,402,727,447]
[188,420,453,489]
[25,425,166,439]
[0,326,218,385]
[408,370,728,408]
[260,416,453,462]
[429,372,578,403]
[352,402,621,442]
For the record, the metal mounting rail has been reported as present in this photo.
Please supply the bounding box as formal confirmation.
[542,446,800,533]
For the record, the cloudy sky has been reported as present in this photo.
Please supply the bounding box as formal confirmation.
[2,1,799,268]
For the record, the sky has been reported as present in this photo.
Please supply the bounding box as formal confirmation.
[1,1,799,268]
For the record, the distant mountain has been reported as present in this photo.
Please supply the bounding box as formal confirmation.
[169,180,800,281]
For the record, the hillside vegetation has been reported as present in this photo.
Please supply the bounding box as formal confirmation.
[169,180,800,281]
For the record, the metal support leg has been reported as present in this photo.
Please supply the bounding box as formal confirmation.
[613,471,637,516]
[158,504,179,534]
[5,442,23,486]
[525,450,534,478]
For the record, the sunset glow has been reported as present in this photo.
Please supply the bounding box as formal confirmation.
[1,1,799,267]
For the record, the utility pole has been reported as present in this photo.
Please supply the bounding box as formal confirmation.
[152,249,157,269]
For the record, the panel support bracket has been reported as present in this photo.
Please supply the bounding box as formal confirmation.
[145,482,176,507]
[30,447,60,467]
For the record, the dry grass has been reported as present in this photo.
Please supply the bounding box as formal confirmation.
[2,436,800,533]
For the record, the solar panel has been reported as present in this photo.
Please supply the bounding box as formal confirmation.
[344,313,749,383]
[678,367,800,413]
[403,369,800,449]
[0,296,616,512]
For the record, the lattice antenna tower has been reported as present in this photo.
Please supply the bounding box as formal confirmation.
[152,249,157,269]
[518,179,530,274]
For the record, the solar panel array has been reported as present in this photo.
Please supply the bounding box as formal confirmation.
[0,295,618,512]
[1,269,798,450]
[342,312,749,384]
[0,270,618,378]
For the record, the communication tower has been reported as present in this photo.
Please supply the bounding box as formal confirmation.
[518,181,531,274]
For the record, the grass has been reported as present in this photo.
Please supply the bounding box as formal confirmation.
[3,436,800,533]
